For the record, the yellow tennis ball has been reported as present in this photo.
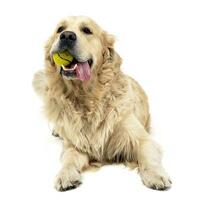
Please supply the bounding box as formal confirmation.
[53,51,73,67]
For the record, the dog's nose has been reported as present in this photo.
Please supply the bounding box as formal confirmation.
[60,31,77,46]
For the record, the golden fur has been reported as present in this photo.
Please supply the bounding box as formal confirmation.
[33,16,171,191]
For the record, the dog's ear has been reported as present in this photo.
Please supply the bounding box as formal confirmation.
[98,31,122,85]
[102,31,115,50]
[44,35,54,62]
[43,35,60,76]
[101,31,122,67]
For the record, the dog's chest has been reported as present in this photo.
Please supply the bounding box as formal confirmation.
[46,90,125,160]
[59,97,115,159]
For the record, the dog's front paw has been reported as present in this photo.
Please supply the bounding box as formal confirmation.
[140,167,172,191]
[54,168,82,192]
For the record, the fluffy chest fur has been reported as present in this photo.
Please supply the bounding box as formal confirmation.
[43,73,140,161]
[33,65,149,162]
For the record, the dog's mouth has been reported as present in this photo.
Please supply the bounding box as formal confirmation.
[60,58,93,81]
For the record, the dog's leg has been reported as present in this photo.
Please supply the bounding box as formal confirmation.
[137,137,172,190]
[121,114,171,190]
[54,142,89,191]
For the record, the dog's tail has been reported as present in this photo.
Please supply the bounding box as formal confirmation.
[32,70,48,98]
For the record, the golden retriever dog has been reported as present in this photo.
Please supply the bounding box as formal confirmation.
[33,16,171,191]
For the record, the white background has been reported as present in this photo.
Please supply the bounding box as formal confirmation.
[0,0,200,199]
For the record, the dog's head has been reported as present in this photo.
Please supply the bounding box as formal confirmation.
[45,16,121,83]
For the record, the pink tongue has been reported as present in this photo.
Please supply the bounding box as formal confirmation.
[75,61,91,81]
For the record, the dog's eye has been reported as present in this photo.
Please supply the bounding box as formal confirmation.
[57,26,65,33]
[82,27,93,35]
